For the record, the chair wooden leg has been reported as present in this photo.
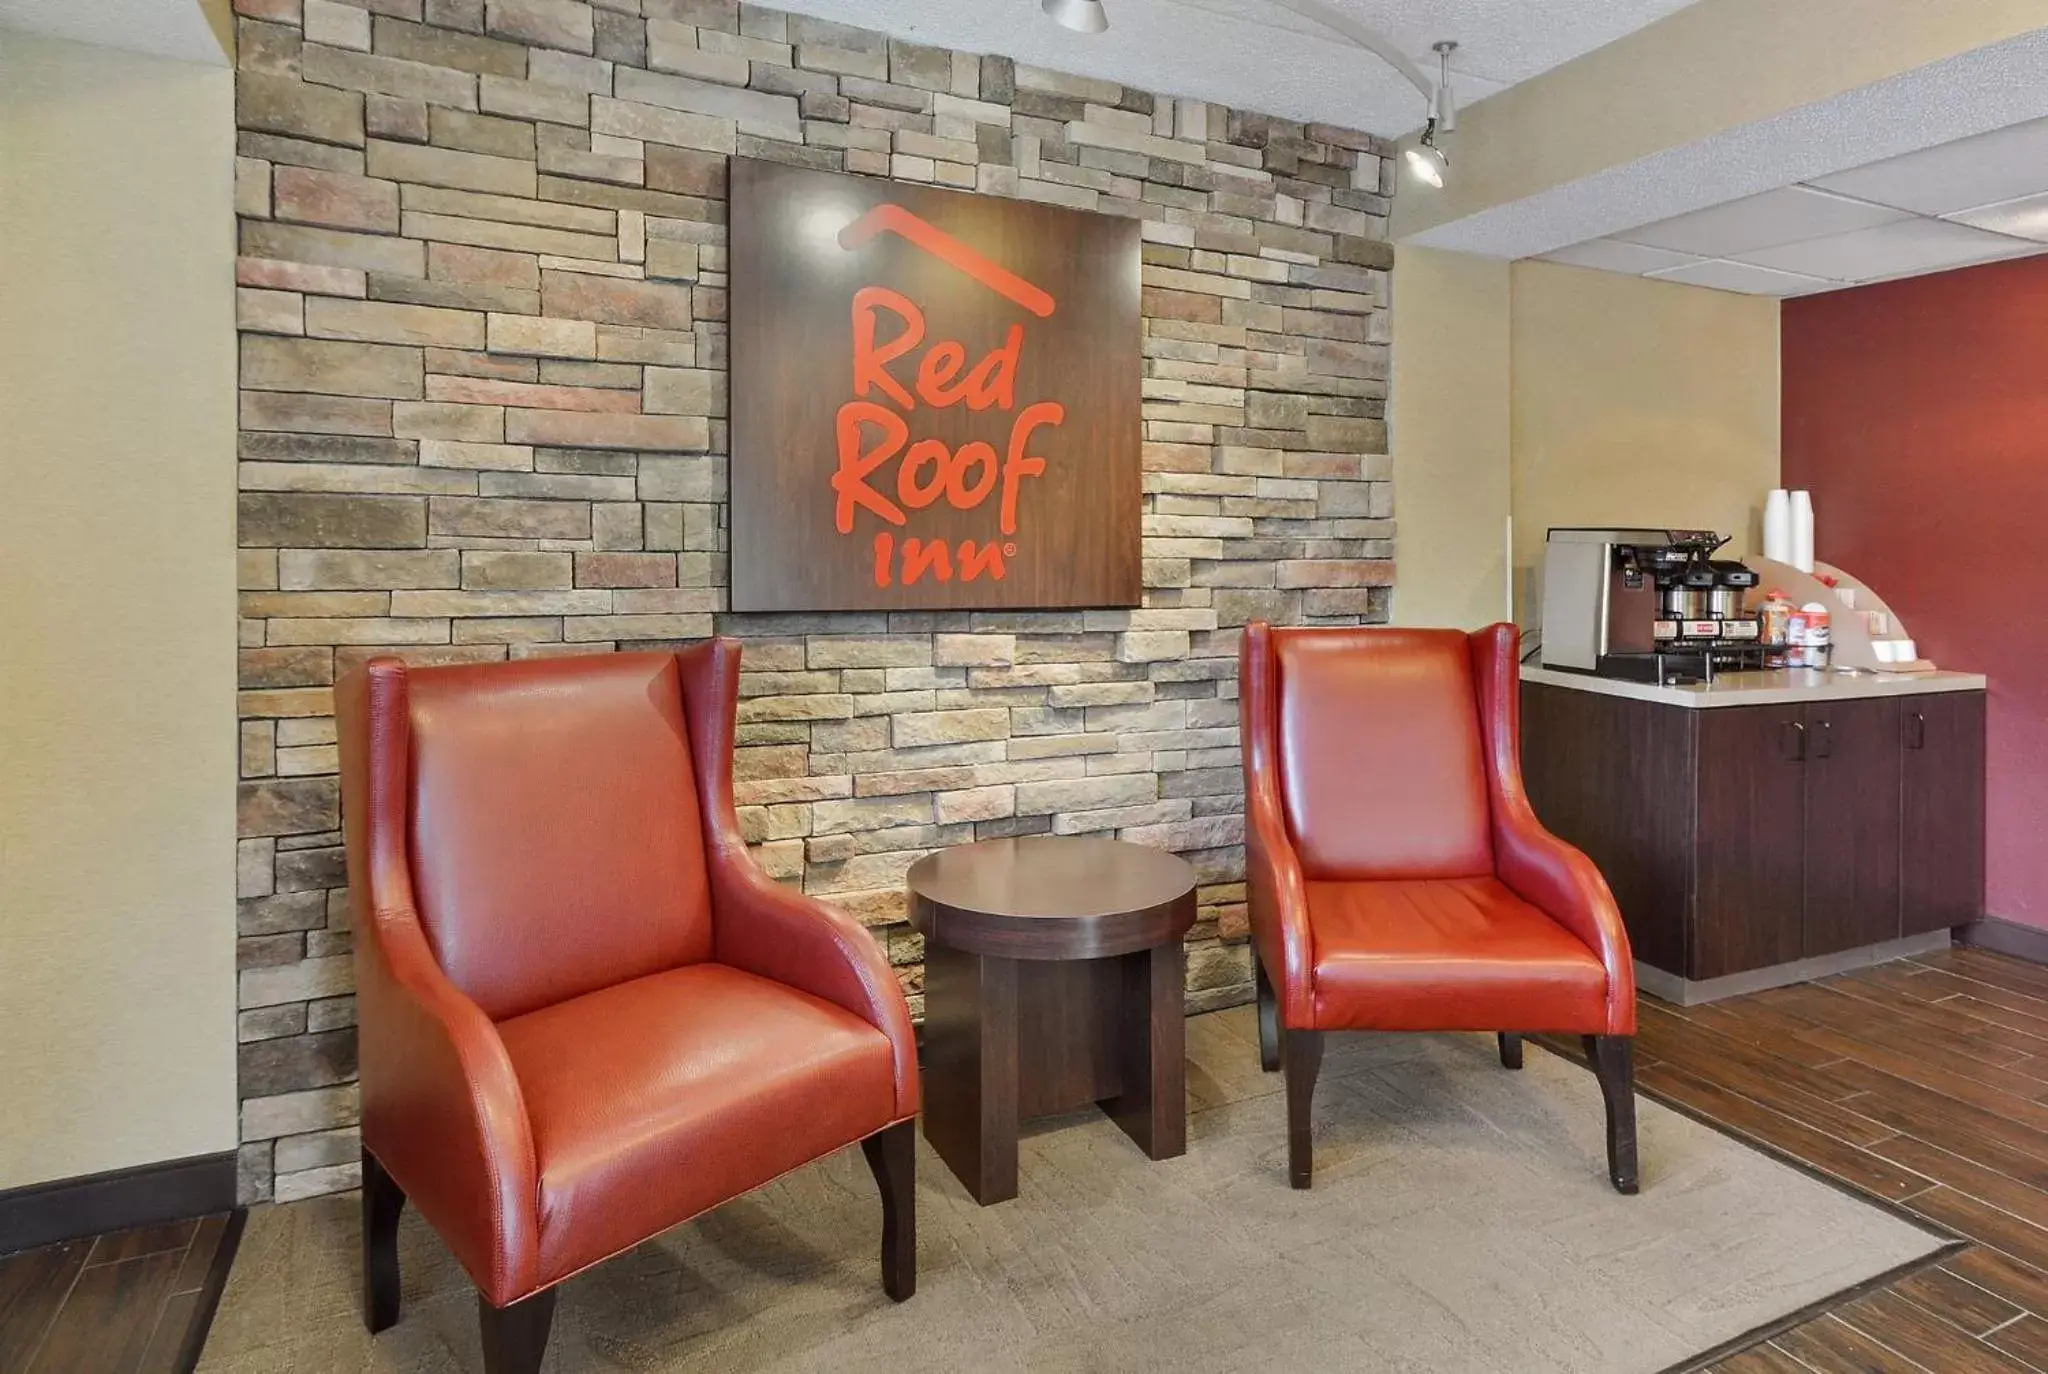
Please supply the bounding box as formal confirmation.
[859,1119,917,1302]
[1497,1032,1524,1070]
[1255,952,1281,1073]
[361,1148,405,1335]
[1283,1028,1324,1189]
[478,1288,556,1374]
[1584,1034,1640,1195]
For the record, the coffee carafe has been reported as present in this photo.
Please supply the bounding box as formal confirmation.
[1658,564,1717,624]
[1708,560,1759,620]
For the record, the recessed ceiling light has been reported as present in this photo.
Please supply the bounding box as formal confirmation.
[1043,0,1109,34]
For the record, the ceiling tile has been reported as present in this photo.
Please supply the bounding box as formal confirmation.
[1808,115,2048,214]
[1734,217,2042,283]
[1643,259,1836,296]
[1615,186,1911,257]
[1948,191,2048,244]
[1538,239,1704,274]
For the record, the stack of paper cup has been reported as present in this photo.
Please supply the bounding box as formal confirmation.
[1789,490,1815,573]
[1763,489,1792,563]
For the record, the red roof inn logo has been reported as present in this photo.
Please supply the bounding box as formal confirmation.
[834,204,1063,590]
[729,159,1142,613]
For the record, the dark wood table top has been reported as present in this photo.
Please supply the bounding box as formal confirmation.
[907,835,1197,961]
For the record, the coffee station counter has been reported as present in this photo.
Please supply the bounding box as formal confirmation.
[1519,662,1987,1006]
[1519,664,1988,708]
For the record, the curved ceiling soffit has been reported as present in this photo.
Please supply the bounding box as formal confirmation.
[1254,0,1435,105]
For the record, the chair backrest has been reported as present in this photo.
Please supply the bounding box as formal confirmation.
[402,652,715,1020]
[1267,627,1494,881]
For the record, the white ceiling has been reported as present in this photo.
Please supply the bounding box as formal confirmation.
[1539,115,2048,296]
[1411,25,2048,264]
[771,0,1699,137]
[0,0,226,65]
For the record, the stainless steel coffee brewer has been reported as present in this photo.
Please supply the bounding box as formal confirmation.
[1540,528,1763,683]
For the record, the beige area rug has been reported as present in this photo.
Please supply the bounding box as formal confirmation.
[199,1007,1946,1373]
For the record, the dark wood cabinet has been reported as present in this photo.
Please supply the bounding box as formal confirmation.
[1518,685,1695,975]
[1900,692,1987,936]
[1522,681,1985,990]
[1693,705,1806,978]
[1799,698,1903,958]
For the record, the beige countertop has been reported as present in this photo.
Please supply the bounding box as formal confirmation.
[1520,664,1987,709]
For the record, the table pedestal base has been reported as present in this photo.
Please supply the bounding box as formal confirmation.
[921,941,1187,1205]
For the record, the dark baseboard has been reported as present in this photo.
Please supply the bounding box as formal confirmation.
[0,1151,237,1256]
[1958,915,2048,965]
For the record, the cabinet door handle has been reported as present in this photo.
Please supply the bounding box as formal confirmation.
[1783,720,1806,761]
[1814,719,1833,759]
[1907,710,1927,749]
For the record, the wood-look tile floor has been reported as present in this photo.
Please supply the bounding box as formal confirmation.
[1623,946,2048,1373]
[0,1211,237,1374]
[10,946,2048,1373]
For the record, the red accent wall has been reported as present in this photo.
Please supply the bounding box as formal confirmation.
[1782,254,2048,927]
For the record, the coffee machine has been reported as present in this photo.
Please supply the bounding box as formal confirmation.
[1540,528,1763,683]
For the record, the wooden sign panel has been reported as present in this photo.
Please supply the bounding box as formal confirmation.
[729,158,1142,612]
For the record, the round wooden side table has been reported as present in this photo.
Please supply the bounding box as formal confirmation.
[907,835,1198,1205]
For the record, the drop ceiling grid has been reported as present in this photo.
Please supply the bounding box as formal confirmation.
[1540,116,2048,296]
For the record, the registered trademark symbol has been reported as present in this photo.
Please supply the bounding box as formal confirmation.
[1004,543,1017,557]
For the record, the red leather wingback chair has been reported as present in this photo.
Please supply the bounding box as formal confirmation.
[336,641,920,1374]
[1239,622,1638,1194]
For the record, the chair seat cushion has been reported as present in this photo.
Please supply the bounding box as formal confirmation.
[1306,877,1610,1033]
[496,962,900,1285]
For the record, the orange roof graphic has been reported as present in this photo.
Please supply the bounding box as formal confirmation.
[837,204,1057,319]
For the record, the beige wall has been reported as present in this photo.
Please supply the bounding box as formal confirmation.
[1390,254,1780,632]
[0,33,238,1188]
[1389,248,1512,629]
[198,0,235,61]
[1509,260,1781,619]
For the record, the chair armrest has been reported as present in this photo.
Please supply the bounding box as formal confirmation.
[672,638,919,1119]
[1492,807,1636,1034]
[1241,622,1316,1029]
[1466,624,1635,1036]
[1247,798,1316,1028]
[357,908,543,1306]
[713,861,921,1118]
[338,657,541,1305]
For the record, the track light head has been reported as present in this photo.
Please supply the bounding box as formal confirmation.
[1043,0,1108,34]
[1405,118,1448,188]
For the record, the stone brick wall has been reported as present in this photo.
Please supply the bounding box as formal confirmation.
[229,0,1396,1203]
